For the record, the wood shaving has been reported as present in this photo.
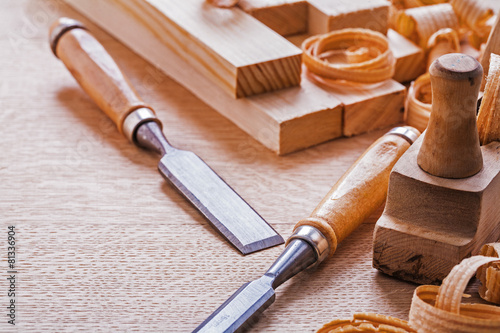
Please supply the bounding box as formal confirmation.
[302,29,395,84]
[404,73,431,132]
[409,255,500,332]
[396,4,459,48]
[317,313,416,333]
[206,0,238,8]
[451,0,494,40]
[477,243,500,304]
[477,53,500,145]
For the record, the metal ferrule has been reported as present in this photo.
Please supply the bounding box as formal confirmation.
[49,17,86,57]
[386,126,420,145]
[123,107,161,144]
[288,225,330,266]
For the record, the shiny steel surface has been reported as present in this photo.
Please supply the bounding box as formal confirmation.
[386,126,420,145]
[193,239,316,332]
[287,225,330,265]
[49,17,86,57]
[136,122,284,255]
[122,107,161,143]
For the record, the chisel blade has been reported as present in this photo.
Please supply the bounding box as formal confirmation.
[193,275,276,333]
[158,149,284,254]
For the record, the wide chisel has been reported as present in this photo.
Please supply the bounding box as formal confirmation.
[49,18,284,254]
[194,126,420,332]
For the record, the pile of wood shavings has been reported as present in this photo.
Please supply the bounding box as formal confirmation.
[318,244,500,333]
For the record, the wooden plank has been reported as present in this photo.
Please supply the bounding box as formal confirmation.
[388,29,425,83]
[67,0,405,154]
[308,0,390,35]
[104,0,302,99]
[321,80,406,137]
[238,0,308,36]
[66,0,343,155]
[286,36,406,136]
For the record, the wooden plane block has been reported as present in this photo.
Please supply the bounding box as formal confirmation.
[66,0,344,155]
[373,138,500,284]
[388,29,425,83]
[70,0,302,99]
[308,0,390,35]
[238,0,308,36]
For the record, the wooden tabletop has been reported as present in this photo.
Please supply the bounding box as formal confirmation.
[1,1,497,332]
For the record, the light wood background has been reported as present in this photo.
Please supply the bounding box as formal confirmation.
[1,0,497,332]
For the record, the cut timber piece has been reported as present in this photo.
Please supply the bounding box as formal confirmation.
[388,29,425,83]
[308,0,390,35]
[66,0,343,155]
[311,78,406,136]
[238,0,308,36]
[80,0,302,99]
[373,137,500,284]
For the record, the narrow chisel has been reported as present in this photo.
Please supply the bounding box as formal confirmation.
[194,126,420,332]
[49,18,284,254]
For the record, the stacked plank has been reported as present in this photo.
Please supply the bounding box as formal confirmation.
[65,0,427,154]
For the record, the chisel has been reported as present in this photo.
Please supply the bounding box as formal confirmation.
[49,17,284,254]
[194,126,420,332]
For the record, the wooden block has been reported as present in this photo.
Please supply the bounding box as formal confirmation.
[312,78,406,137]
[373,138,500,284]
[308,0,390,35]
[66,0,343,155]
[388,29,425,83]
[67,0,404,154]
[72,0,302,99]
[238,0,308,36]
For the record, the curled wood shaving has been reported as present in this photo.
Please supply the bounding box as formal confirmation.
[302,29,395,84]
[451,0,494,36]
[318,255,500,332]
[427,28,460,53]
[477,53,500,145]
[477,243,500,304]
[404,73,431,132]
[426,28,461,69]
[402,0,448,8]
[409,256,500,333]
[396,4,459,48]
[481,15,500,91]
[317,313,416,333]
[206,0,238,8]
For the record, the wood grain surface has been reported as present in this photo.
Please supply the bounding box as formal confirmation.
[0,0,491,332]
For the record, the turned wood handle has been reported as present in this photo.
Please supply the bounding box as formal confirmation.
[294,128,419,256]
[417,53,483,179]
[49,18,153,135]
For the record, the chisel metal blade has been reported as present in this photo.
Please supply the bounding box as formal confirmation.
[193,239,317,332]
[193,276,275,333]
[159,148,284,254]
[193,127,421,332]
[49,18,284,255]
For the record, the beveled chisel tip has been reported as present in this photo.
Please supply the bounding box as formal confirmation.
[158,148,283,255]
[193,275,276,333]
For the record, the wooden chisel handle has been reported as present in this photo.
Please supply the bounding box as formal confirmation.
[293,127,420,258]
[49,18,161,142]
